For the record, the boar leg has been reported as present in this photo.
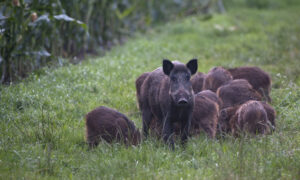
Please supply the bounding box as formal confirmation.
[181,114,191,146]
[162,114,175,150]
[142,108,153,138]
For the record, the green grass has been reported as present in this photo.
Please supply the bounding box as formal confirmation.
[1,5,300,179]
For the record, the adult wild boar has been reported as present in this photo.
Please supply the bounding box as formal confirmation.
[136,72,163,137]
[146,90,221,139]
[227,66,272,102]
[85,106,141,147]
[140,59,198,148]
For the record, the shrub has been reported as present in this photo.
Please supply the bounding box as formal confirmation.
[0,0,86,83]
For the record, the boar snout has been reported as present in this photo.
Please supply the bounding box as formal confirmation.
[171,89,192,106]
[178,98,188,105]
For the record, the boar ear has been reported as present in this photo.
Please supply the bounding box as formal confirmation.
[163,59,174,76]
[186,59,198,75]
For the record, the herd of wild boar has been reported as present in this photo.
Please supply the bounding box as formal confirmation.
[85,59,276,149]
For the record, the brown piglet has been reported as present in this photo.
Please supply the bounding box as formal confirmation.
[85,106,141,147]
[191,90,219,138]
[203,67,233,92]
[227,66,272,102]
[217,79,262,109]
[230,100,273,136]
[191,72,206,94]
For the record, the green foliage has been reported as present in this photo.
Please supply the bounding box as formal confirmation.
[1,0,218,84]
[1,3,300,179]
[0,0,86,83]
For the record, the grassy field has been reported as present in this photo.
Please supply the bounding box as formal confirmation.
[1,4,300,179]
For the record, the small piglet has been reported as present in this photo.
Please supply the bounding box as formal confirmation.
[219,101,276,135]
[85,106,141,147]
[191,90,219,138]
[198,90,223,108]
[227,66,272,102]
[191,72,206,94]
[140,59,198,148]
[203,67,233,92]
[218,105,240,135]
[217,79,262,109]
[230,101,275,136]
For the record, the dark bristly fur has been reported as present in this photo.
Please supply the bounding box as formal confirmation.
[191,91,219,138]
[139,59,198,149]
[218,105,240,135]
[198,90,223,108]
[230,100,272,136]
[217,79,262,109]
[85,106,141,147]
[136,72,150,109]
[137,73,220,139]
[203,67,233,92]
[136,72,180,138]
[191,72,206,94]
[227,66,272,102]
[147,90,220,139]
[136,72,163,138]
[218,101,276,135]
[137,65,274,140]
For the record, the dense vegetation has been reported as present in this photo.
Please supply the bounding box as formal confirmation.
[0,0,222,83]
[1,0,300,179]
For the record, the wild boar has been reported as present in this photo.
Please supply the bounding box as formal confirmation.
[230,100,273,136]
[198,90,223,107]
[85,106,141,147]
[191,91,219,138]
[149,90,220,139]
[140,59,198,148]
[218,105,240,135]
[227,66,272,102]
[191,72,206,94]
[203,67,233,92]
[217,79,262,109]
